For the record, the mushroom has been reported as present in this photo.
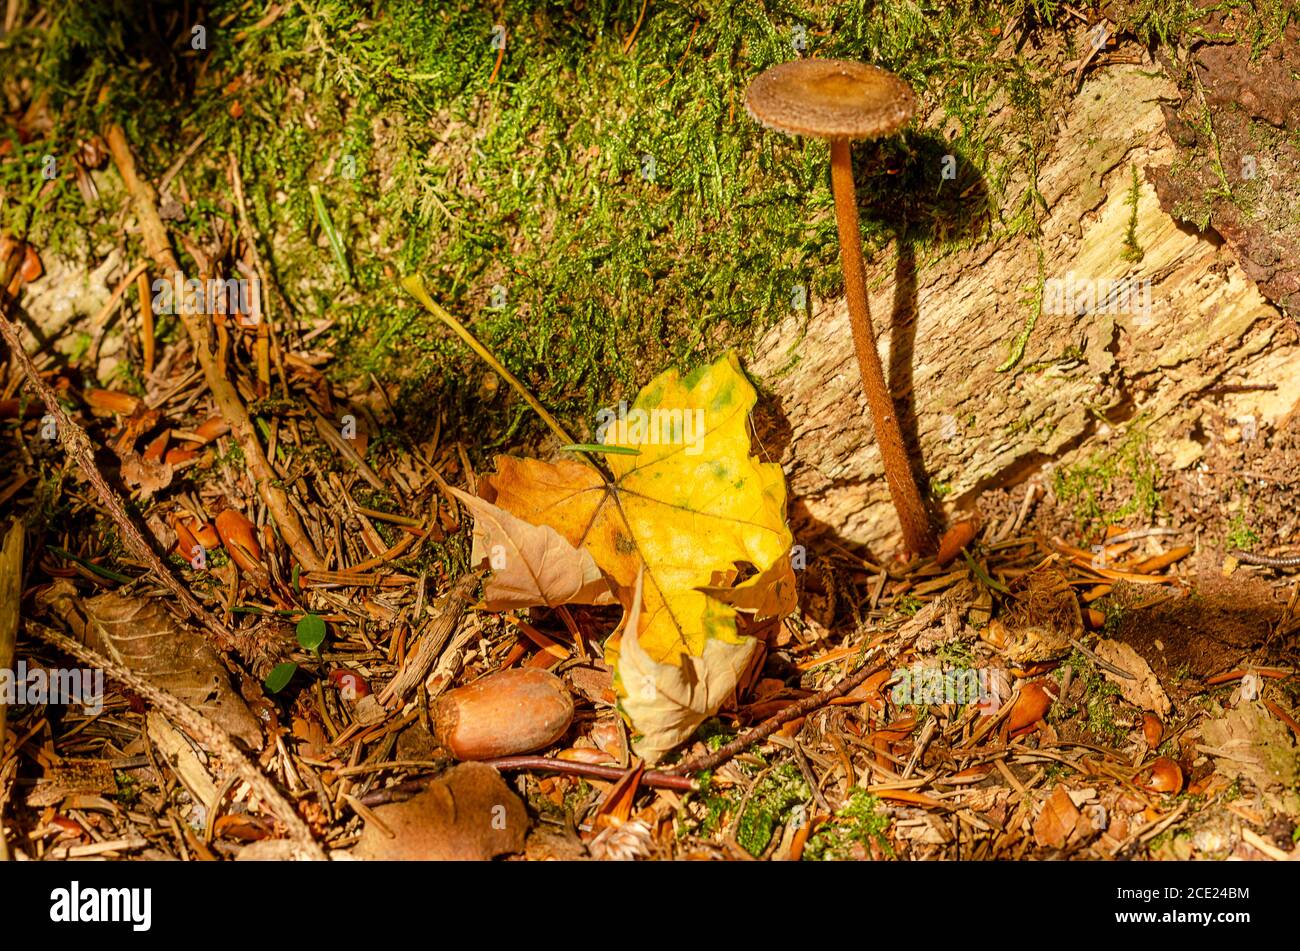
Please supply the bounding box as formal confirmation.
[747,59,936,554]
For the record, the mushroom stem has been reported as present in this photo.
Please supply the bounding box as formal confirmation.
[828,139,936,555]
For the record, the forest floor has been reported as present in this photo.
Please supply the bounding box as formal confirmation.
[0,1,1298,861]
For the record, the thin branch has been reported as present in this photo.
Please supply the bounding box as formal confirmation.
[24,618,325,860]
[0,260,266,661]
[669,622,925,777]
[104,124,325,571]
[668,650,896,776]
[484,756,699,791]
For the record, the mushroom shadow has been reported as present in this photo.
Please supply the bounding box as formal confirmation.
[850,131,991,529]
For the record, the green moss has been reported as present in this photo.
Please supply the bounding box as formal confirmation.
[1053,647,1126,743]
[1052,425,1161,540]
[996,245,1046,373]
[803,789,892,861]
[937,637,976,668]
[4,0,1092,459]
[734,764,810,857]
[1120,164,1144,263]
[697,718,736,752]
[113,770,140,807]
[895,593,924,617]
[1225,511,1260,550]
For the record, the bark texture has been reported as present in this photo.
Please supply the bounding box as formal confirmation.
[749,64,1300,554]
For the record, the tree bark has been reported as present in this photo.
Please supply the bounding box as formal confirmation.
[749,64,1299,555]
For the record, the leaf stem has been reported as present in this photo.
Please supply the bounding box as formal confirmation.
[401,274,577,447]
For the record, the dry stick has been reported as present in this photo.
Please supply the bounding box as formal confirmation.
[622,0,650,53]
[0,520,22,862]
[0,298,254,657]
[90,260,150,329]
[136,270,155,374]
[104,124,324,572]
[377,571,480,709]
[24,618,326,860]
[669,635,916,777]
[483,756,699,792]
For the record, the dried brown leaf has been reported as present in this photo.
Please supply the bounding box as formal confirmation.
[450,486,615,611]
[1198,701,1298,790]
[1094,638,1171,716]
[38,580,262,749]
[351,762,528,860]
[1033,784,1080,850]
[119,451,173,498]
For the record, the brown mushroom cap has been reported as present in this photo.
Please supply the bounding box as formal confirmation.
[745,59,916,140]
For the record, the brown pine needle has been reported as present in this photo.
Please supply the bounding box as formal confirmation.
[623,0,650,54]
[135,269,155,373]
[489,26,506,83]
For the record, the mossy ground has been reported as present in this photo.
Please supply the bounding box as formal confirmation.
[1,0,1184,457]
[1051,424,1161,541]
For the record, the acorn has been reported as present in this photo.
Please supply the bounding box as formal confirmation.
[434,668,574,760]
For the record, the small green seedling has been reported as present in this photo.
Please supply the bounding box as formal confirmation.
[297,613,327,652]
[265,662,298,694]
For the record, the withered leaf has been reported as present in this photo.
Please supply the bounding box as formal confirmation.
[1198,701,1298,791]
[450,486,615,611]
[1033,784,1080,850]
[1094,638,1171,717]
[39,580,262,749]
[120,451,174,498]
[351,762,528,860]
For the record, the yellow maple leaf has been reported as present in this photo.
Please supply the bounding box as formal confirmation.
[480,352,796,760]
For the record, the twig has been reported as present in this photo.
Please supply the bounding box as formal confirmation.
[136,270,155,374]
[1011,481,1038,535]
[377,571,480,709]
[1069,637,1135,680]
[669,642,910,776]
[0,519,21,862]
[484,756,699,791]
[89,260,149,329]
[622,0,650,54]
[105,123,324,571]
[0,278,260,659]
[24,618,326,860]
